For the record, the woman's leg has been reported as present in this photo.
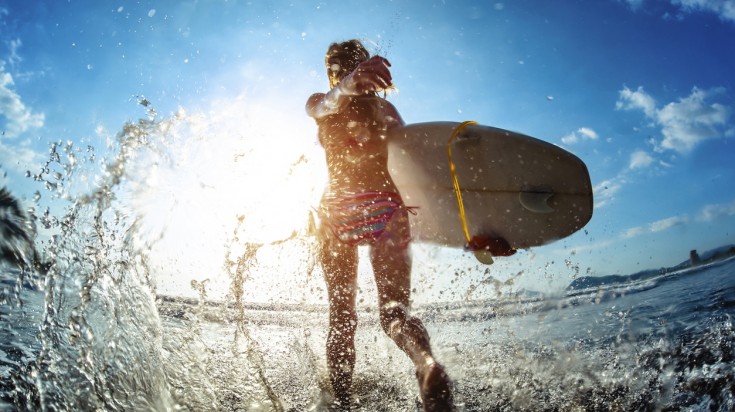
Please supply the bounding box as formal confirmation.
[320,225,358,406]
[370,208,454,411]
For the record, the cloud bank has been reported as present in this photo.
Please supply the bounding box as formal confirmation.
[622,198,735,238]
[620,0,735,23]
[1,65,44,139]
[622,215,690,238]
[698,199,735,222]
[672,0,735,22]
[1,39,46,185]
[616,86,732,154]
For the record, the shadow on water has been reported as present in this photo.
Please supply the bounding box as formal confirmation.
[1,103,735,411]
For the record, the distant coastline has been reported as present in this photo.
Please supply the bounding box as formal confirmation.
[567,244,735,291]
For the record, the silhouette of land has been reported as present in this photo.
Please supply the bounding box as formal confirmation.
[567,244,735,291]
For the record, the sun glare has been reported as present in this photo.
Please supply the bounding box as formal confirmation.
[129,95,325,300]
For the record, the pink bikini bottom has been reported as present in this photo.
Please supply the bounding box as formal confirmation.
[320,191,403,246]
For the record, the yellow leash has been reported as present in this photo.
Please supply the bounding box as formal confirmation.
[447,120,478,244]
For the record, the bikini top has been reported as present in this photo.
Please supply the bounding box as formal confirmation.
[316,95,389,152]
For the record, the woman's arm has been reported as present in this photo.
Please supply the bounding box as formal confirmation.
[305,83,351,120]
[306,56,394,120]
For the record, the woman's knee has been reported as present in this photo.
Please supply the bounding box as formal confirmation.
[379,301,408,335]
[379,301,430,342]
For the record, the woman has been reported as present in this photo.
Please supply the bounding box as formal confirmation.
[305,40,454,411]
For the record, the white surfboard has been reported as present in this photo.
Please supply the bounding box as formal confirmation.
[387,122,593,250]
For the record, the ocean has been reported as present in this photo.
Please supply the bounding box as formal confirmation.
[1,114,734,412]
[2,244,735,411]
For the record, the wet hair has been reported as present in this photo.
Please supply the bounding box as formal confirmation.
[325,39,370,89]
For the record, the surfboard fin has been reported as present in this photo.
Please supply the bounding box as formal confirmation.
[473,250,495,265]
[519,186,555,214]
[465,234,516,264]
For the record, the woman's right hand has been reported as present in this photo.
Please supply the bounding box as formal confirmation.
[340,56,394,95]
[306,56,395,119]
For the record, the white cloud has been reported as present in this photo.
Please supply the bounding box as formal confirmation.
[1,38,44,139]
[697,199,735,221]
[578,127,598,140]
[621,226,645,239]
[621,0,735,23]
[629,150,655,169]
[622,215,689,238]
[616,86,731,153]
[657,88,730,152]
[0,139,42,174]
[621,199,735,239]
[0,41,46,182]
[593,177,625,208]
[650,216,689,231]
[561,133,576,145]
[0,66,45,139]
[6,39,22,66]
[672,0,735,23]
[616,86,657,117]
[561,126,599,145]
[622,0,646,9]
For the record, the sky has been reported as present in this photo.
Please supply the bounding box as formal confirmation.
[1,0,734,303]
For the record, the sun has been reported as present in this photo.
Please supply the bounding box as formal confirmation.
[127,95,326,300]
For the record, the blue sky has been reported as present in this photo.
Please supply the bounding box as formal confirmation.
[1,0,734,302]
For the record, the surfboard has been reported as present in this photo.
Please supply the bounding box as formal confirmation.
[387,121,593,251]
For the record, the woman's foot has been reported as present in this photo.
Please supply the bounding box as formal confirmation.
[417,360,454,411]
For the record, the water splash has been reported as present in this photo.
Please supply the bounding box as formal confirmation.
[1,96,326,410]
[11,109,177,410]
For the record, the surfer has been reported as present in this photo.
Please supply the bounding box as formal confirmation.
[306,40,454,411]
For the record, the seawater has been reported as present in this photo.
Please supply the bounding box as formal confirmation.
[1,108,734,411]
[150,259,735,411]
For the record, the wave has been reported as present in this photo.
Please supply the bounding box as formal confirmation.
[153,256,735,329]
